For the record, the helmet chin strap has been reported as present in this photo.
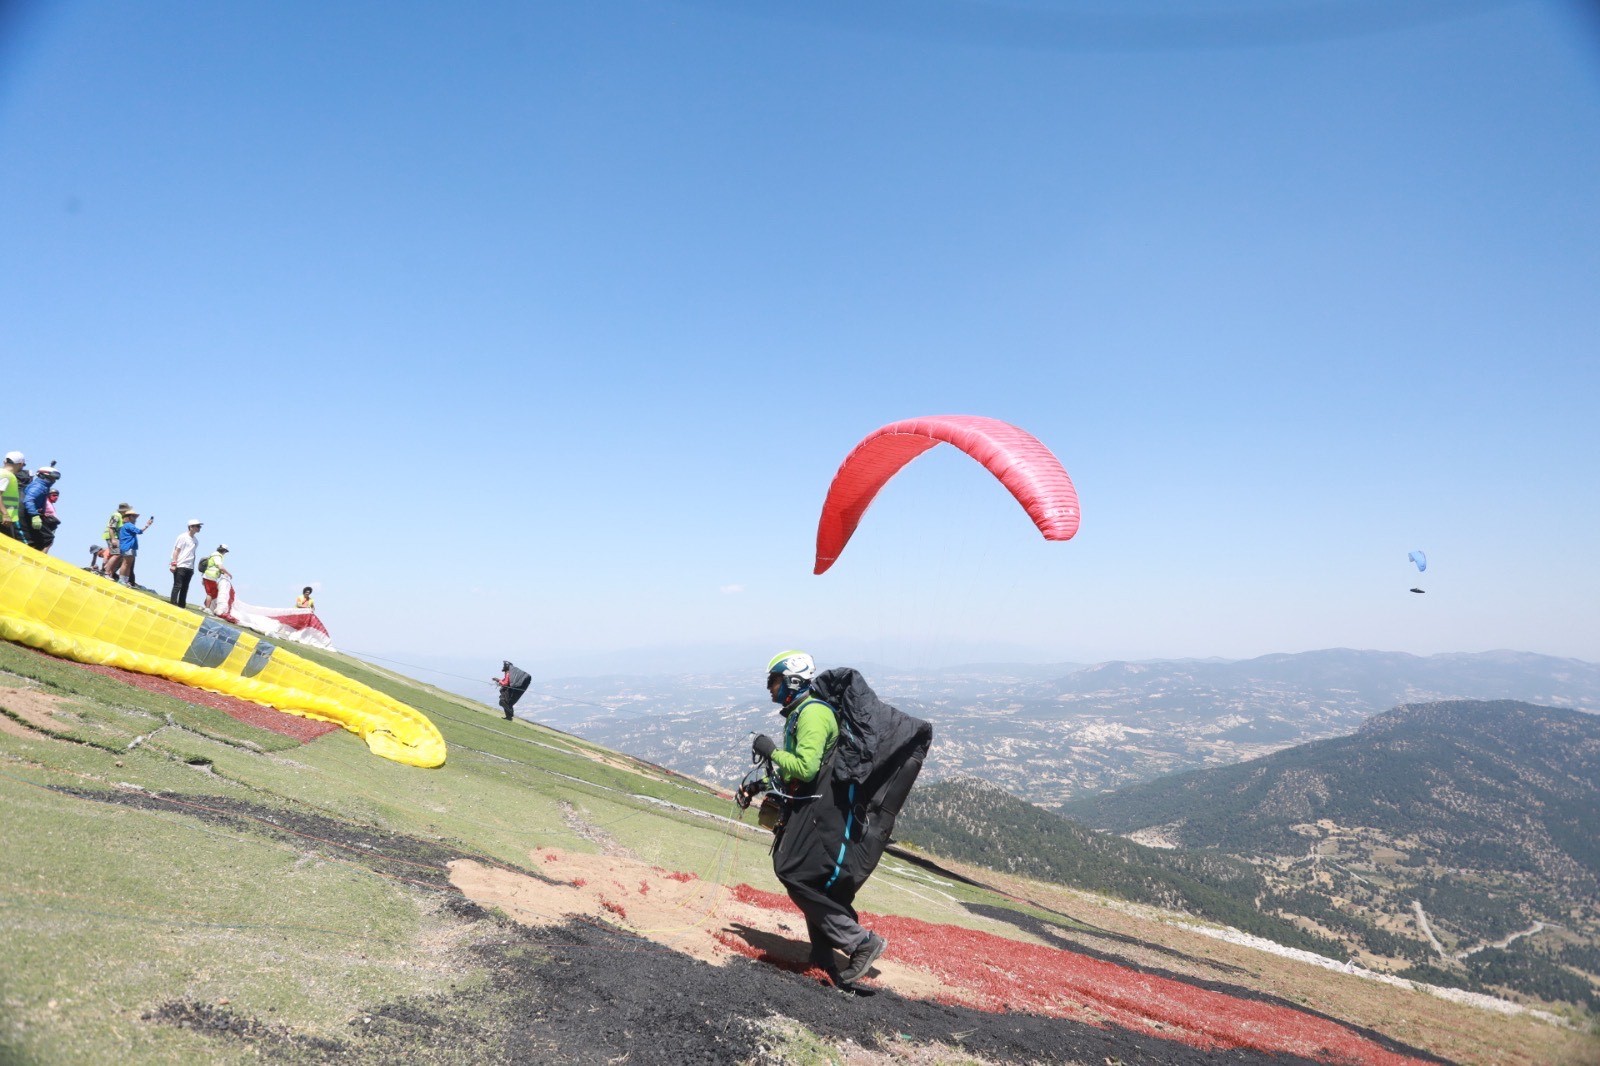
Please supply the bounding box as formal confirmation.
[776,681,810,715]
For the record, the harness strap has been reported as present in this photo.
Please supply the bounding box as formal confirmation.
[823,782,856,890]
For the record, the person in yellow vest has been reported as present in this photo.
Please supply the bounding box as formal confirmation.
[102,503,131,578]
[296,587,315,611]
[200,546,232,615]
[1,451,24,541]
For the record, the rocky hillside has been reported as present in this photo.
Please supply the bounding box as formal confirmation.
[1060,700,1600,881]
[897,776,1345,957]
[1058,700,1600,1007]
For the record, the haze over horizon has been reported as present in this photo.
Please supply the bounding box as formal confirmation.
[3,1,1596,677]
[370,645,1599,709]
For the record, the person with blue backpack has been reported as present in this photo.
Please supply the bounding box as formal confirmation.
[745,651,933,989]
[20,463,60,550]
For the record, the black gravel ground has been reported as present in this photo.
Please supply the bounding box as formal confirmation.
[480,914,1342,1066]
[85,788,1448,1063]
[148,904,1448,1065]
[57,785,555,890]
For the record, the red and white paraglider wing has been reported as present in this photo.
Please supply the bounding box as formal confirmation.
[230,591,335,650]
[813,415,1080,575]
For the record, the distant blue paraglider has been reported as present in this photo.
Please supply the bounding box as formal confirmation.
[1408,550,1428,594]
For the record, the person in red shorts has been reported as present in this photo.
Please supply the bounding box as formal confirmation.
[200,544,232,615]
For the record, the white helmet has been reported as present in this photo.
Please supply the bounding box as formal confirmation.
[766,650,816,704]
[35,466,60,482]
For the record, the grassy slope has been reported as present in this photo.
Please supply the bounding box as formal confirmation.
[1,639,1595,1065]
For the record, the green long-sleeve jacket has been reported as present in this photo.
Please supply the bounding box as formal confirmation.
[0,469,18,523]
[770,695,838,788]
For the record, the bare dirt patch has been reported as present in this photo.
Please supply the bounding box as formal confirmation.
[556,801,635,859]
[0,685,77,737]
[451,850,778,968]
[105,791,1436,1065]
[450,849,1445,1064]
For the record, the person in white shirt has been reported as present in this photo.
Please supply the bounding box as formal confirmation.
[169,519,203,608]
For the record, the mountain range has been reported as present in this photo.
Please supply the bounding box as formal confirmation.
[1001,699,1600,1010]
[524,648,1600,804]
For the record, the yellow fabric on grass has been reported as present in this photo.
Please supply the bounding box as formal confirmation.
[0,537,445,768]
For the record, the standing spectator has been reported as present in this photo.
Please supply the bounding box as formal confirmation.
[115,510,154,587]
[34,487,61,554]
[169,519,203,607]
[1,451,24,541]
[22,464,60,551]
[296,586,315,610]
[200,545,232,614]
[102,503,130,578]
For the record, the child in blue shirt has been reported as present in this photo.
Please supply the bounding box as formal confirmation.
[115,511,154,586]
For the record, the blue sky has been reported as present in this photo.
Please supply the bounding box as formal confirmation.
[2,1,1597,678]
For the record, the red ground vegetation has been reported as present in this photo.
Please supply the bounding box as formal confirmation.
[76,662,340,743]
[728,883,1430,1065]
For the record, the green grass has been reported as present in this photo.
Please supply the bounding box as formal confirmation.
[9,636,1585,1065]
[0,767,453,1065]
[0,642,302,755]
[0,638,874,1062]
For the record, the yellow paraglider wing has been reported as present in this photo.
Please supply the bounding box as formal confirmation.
[0,537,445,768]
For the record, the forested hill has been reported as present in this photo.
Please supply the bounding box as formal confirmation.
[895,776,1344,956]
[1058,699,1600,883]
[913,702,1600,1010]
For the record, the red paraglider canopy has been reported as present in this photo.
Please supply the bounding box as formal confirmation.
[813,415,1080,575]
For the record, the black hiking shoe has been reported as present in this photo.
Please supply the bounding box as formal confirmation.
[838,933,886,985]
[808,944,839,980]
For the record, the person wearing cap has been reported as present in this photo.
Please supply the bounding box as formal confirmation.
[1,451,24,541]
[102,503,131,578]
[21,464,60,552]
[200,545,232,615]
[33,487,61,555]
[170,519,203,608]
[114,510,154,586]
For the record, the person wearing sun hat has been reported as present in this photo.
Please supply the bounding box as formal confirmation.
[200,544,232,615]
[169,519,204,608]
[114,509,154,586]
[101,502,131,578]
